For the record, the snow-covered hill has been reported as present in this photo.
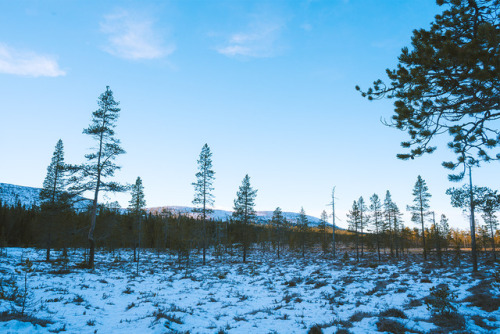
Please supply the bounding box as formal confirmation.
[0,183,332,227]
[0,182,92,210]
[148,206,327,227]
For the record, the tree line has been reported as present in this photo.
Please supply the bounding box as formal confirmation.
[0,81,498,270]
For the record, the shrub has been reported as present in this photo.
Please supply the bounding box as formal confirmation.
[0,311,53,327]
[376,318,407,334]
[153,309,184,324]
[348,311,372,322]
[379,308,407,319]
[313,281,328,289]
[463,279,500,312]
[471,315,497,331]
[122,286,134,294]
[407,298,423,308]
[335,329,351,334]
[430,312,465,330]
[424,284,457,315]
[308,324,323,334]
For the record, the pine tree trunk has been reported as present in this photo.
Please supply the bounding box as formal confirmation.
[420,202,427,261]
[490,224,496,262]
[469,167,478,272]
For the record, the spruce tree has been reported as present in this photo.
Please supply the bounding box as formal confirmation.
[232,175,257,263]
[347,200,360,262]
[70,86,125,269]
[480,190,499,261]
[40,139,71,261]
[439,214,451,252]
[271,207,284,258]
[192,144,215,265]
[358,196,369,258]
[408,175,432,260]
[320,210,329,254]
[129,176,146,265]
[383,191,394,256]
[389,200,404,258]
[369,193,383,261]
[297,207,309,257]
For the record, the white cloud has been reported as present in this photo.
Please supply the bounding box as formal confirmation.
[100,10,174,60]
[216,21,284,58]
[0,44,65,77]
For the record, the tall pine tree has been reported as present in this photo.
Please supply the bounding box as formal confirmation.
[358,196,369,258]
[129,176,146,264]
[320,210,329,254]
[369,193,383,261]
[408,175,431,260]
[271,207,285,258]
[192,144,215,265]
[232,174,257,263]
[297,207,309,257]
[70,86,125,269]
[347,200,361,262]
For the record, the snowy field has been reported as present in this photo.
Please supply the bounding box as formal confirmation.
[0,248,499,333]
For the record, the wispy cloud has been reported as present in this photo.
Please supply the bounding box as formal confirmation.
[100,10,174,60]
[0,43,65,77]
[216,20,285,58]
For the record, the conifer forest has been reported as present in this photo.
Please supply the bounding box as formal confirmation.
[1,0,499,333]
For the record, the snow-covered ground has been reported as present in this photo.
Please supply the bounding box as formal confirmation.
[0,248,499,333]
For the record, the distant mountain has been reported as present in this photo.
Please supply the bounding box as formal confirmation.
[1,183,335,227]
[0,182,92,210]
[147,206,331,227]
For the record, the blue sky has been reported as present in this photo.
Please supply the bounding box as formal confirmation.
[1,0,498,229]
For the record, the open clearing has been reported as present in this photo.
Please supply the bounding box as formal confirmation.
[1,248,499,333]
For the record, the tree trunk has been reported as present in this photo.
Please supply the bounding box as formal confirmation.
[469,167,478,272]
[490,224,496,262]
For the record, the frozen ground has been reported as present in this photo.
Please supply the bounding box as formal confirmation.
[0,248,499,333]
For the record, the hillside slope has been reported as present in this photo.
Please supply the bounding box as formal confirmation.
[1,183,333,227]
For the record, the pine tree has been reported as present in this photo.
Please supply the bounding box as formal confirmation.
[347,200,360,262]
[439,214,451,252]
[192,144,215,265]
[331,186,336,259]
[232,175,257,263]
[271,207,284,258]
[40,139,71,261]
[357,0,500,178]
[479,189,499,261]
[320,210,328,254]
[383,191,395,256]
[408,175,431,260]
[390,200,404,258]
[70,86,126,269]
[297,207,309,257]
[446,182,487,271]
[129,176,146,265]
[369,193,383,261]
[129,177,146,215]
[358,196,369,258]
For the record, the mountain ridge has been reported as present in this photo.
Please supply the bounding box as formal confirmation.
[0,183,334,227]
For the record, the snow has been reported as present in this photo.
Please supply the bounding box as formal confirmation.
[0,248,498,333]
[0,183,92,211]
